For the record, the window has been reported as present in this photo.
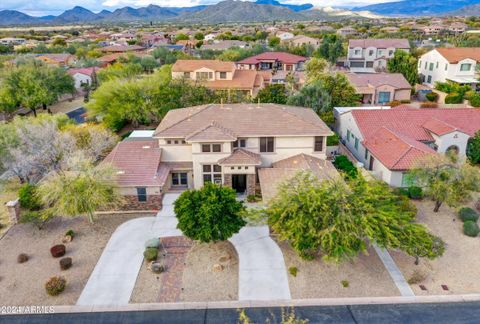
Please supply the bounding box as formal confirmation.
[436,62,439,69]
[201,143,222,153]
[203,164,222,184]
[350,61,364,68]
[427,75,432,83]
[196,71,212,80]
[388,50,393,56]
[259,137,274,153]
[166,138,185,145]
[460,63,472,71]
[314,136,324,152]
[136,187,147,202]
[364,148,369,160]
[172,173,188,186]
[219,72,227,79]
[354,138,359,150]
[232,138,246,149]
[354,49,361,55]
[424,61,427,69]
[378,50,384,56]
[368,49,374,56]
[378,91,391,104]
[445,63,448,71]
[366,61,374,68]
[183,72,191,79]
[429,63,434,71]
[347,130,351,142]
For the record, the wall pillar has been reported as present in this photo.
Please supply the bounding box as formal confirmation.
[246,174,256,196]
[6,199,20,224]
[223,174,232,188]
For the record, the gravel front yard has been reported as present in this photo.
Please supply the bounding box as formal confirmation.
[131,240,238,303]
[391,200,480,295]
[0,213,152,306]
[277,240,400,299]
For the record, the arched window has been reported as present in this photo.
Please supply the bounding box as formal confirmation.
[446,145,459,155]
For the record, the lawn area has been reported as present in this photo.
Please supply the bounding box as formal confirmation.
[0,213,152,306]
[390,199,480,295]
[277,240,400,299]
[131,240,238,303]
[0,180,21,237]
[48,97,85,115]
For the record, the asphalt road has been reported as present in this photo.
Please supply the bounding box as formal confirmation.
[1,302,479,324]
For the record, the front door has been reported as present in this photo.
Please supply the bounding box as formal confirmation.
[232,174,247,193]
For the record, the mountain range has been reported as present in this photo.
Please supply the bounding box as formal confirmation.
[353,0,480,16]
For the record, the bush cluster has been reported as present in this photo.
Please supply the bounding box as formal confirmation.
[459,207,479,222]
[464,221,480,237]
[445,92,464,104]
[420,102,438,108]
[18,184,42,210]
[408,186,423,200]
[143,247,158,261]
[333,155,358,180]
[425,92,438,102]
[45,276,66,296]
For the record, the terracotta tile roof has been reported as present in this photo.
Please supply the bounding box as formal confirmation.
[172,59,235,72]
[103,139,166,187]
[422,118,456,136]
[207,70,261,90]
[35,53,75,63]
[100,45,145,53]
[67,67,100,76]
[436,48,480,64]
[259,154,339,202]
[348,39,410,49]
[363,127,436,171]
[237,52,307,65]
[185,122,237,142]
[346,72,411,89]
[352,106,480,142]
[154,104,332,138]
[218,148,262,166]
[98,52,148,63]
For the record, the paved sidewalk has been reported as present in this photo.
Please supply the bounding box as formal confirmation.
[229,226,291,301]
[77,193,182,306]
[374,245,415,297]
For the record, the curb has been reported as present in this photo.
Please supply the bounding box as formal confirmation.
[8,294,479,315]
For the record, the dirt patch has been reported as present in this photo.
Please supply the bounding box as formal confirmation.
[278,240,400,299]
[391,200,480,295]
[131,240,238,303]
[0,213,151,306]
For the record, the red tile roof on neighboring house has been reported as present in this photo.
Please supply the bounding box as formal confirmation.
[237,52,307,65]
[99,45,145,53]
[346,72,411,89]
[348,38,410,49]
[67,67,100,77]
[103,139,166,187]
[435,47,480,64]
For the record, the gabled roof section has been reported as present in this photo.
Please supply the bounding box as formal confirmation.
[422,118,457,136]
[218,149,261,166]
[154,104,332,138]
[237,52,307,65]
[363,127,436,171]
[185,122,237,142]
[346,72,411,89]
[348,38,410,49]
[435,47,480,64]
[172,59,235,72]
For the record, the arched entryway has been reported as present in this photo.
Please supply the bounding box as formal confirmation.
[446,145,460,155]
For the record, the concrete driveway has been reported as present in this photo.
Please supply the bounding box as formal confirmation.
[77,193,182,306]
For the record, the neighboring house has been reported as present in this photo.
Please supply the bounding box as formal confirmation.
[172,60,265,97]
[276,32,295,41]
[381,27,400,34]
[67,67,100,89]
[236,52,307,72]
[283,35,321,49]
[204,33,217,41]
[346,39,410,73]
[35,54,77,67]
[99,45,145,53]
[345,72,411,105]
[448,22,467,34]
[201,40,249,51]
[418,47,480,88]
[422,25,444,35]
[337,27,358,37]
[271,70,305,89]
[335,105,480,187]
[0,38,26,46]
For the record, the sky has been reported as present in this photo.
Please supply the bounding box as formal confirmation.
[0,0,395,16]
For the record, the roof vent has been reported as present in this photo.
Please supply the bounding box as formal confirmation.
[142,145,151,149]
[117,170,125,175]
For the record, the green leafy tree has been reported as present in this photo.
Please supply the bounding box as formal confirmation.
[387,50,418,85]
[97,62,143,83]
[37,162,122,223]
[256,84,288,104]
[174,183,246,242]
[408,154,480,212]
[314,34,344,63]
[304,57,329,84]
[268,36,281,48]
[194,32,205,40]
[267,172,445,262]
[467,131,480,164]
[175,33,189,42]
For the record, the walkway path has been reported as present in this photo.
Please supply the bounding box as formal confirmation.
[77,193,182,306]
[373,245,415,297]
[229,226,291,301]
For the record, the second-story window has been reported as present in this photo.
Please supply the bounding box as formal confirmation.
[368,49,374,56]
[354,49,361,55]
[259,137,274,153]
[220,72,227,79]
[314,136,324,152]
[201,143,222,153]
[460,63,472,71]
[232,138,246,149]
[196,72,213,80]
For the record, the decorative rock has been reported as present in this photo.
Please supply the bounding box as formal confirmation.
[59,257,72,270]
[145,238,160,248]
[17,253,29,263]
[50,244,66,258]
[151,262,165,274]
[213,263,223,272]
[62,235,73,244]
[219,255,231,263]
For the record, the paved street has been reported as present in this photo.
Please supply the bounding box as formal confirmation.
[2,302,479,323]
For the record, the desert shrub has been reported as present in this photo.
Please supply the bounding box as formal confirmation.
[333,155,358,180]
[145,238,160,248]
[341,280,349,288]
[18,183,42,211]
[420,102,438,108]
[408,186,423,200]
[240,208,268,226]
[246,195,257,203]
[469,93,480,108]
[20,210,53,229]
[387,100,401,107]
[395,187,410,197]
[445,92,463,104]
[459,207,479,222]
[288,266,298,277]
[464,221,480,237]
[59,257,72,270]
[45,276,66,296]
[425,92,439,102]
[407,269,426,284]
[65,229,75,238]
[143,247,158,261]
[50,244,66,258]
[17,253,29,263]
[327,133,340,146]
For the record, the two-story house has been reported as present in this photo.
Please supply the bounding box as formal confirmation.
[236,52,307,72]
[335,105,480,187]
[104,104,335,209]
[282,35,321,49]
[346,39,410,73]
[172,60,266,97]
[418,48,480,89]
